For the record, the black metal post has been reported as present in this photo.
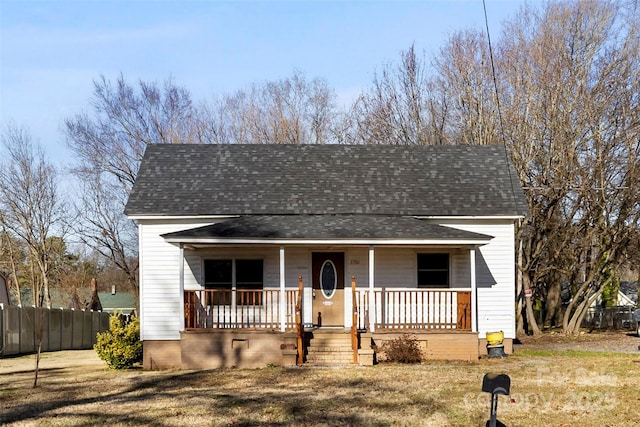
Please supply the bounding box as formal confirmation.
[482,373,510,427]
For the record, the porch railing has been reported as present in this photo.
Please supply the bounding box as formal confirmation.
[184,286,471,332]
[355,289,472,331]
[184,288,299,330]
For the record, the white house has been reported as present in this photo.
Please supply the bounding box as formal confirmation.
[125,144,527,369]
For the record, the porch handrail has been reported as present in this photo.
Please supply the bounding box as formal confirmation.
[184,288,299,330]
[355,288,472,331]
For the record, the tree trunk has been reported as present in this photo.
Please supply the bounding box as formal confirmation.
[544,275,563,328]
[523,274,541,336]
[33,340,41,388]
[42,273,51,308]
[29,261,38,306]
[566,288,604,335]
[515,232,526,336]
[636,269,640,308]
[3,225,22,305]
[32,310,45,388]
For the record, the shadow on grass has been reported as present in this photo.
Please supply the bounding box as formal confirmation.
[0,366,68,376]
[0,367,442,426]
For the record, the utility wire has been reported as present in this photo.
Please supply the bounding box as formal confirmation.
[482,0,523,214]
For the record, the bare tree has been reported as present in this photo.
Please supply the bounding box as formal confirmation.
[430,30,500,146]
[209,71,338,144]
[73,170,139,299]
[497,0,640,334]
[65,74,209,192]
[344,45,434,145]
[64,75,209,298]
[0,124,65,308]
[0,124,66,386]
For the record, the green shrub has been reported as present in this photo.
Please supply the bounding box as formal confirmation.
[94,314,143,369]
[380,334,423,363]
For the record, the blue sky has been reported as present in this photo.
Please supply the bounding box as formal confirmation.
[1,0,530,164]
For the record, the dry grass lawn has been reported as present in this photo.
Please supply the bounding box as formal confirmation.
[1,340,640,426]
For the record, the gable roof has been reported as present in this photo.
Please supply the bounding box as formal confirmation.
[125,144,527,217]
[98,292,137,312]
[162,215,493,245]
[620,281,638,305]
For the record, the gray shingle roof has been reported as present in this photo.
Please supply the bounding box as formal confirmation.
[125,144,527,217]
[98,292,137,312]
[161,215,493,242]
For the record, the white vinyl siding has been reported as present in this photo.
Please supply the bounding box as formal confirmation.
[451,250,471,288]
[138,217,515,340]
[433,219,516,339]
[345,248,369,284]
[138,219,218,341]
[374,248,415,287]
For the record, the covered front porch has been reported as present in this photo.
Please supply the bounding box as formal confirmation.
[181,280,476,367]
[163,215,491,367]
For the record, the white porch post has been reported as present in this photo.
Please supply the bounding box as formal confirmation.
[369,245,375,332]
[279,246,286,332]
[231,260,237,325]
[179,243,185,331]
[470,248,477,333]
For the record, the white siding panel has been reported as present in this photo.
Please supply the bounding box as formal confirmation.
[451,250,471,288]
[138,219,216,341]
[284,247,310,288]
[434,219,516,339]
[345,248,369,285]
[184,251,200,291]
[374,248,416,287]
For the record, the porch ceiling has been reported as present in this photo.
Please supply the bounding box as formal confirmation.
[161,215,493,246]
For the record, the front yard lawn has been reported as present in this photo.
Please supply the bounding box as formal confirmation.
[1,346,639,426]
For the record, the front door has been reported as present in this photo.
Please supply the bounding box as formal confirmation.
[312,252,345,327]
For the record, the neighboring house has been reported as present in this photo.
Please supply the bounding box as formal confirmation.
[98,287,137,316]
[125,144,527,369]
[620,281,639,307]
[582,281,639,329]
[598,291,636,308]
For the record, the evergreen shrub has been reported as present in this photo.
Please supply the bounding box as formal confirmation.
[94,314,143,369]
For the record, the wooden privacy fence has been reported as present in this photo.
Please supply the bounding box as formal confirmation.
[355,289,472,331]
[0,304,111,357]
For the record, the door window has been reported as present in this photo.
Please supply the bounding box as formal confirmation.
[320,260,337,298]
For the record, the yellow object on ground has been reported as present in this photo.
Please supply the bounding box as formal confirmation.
[486,331,504,346]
